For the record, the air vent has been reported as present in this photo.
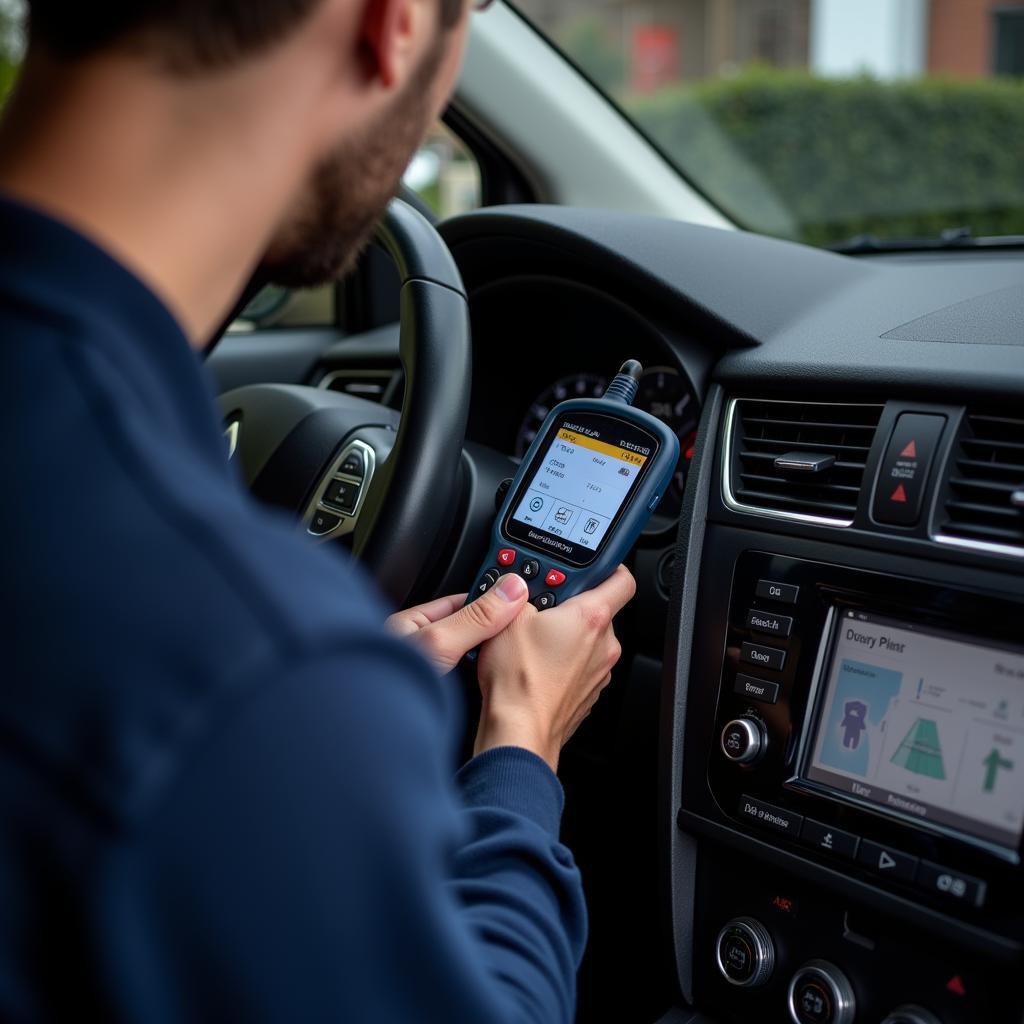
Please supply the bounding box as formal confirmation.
[319,368,398,403]
[939,414,1024,553]
[726,399,884,525]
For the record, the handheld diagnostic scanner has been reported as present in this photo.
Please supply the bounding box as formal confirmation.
[468,360,680,612]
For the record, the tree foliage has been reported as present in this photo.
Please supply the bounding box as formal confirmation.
[625,68,1024,246]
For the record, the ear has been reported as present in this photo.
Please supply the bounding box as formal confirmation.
[359,0,423,89]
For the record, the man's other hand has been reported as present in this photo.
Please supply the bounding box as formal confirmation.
[387,575,530,674]
[475,565,636,773]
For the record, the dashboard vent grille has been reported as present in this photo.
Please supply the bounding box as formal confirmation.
[319,369,398,403]
[728,399,884,524]
[940,414,1024,551]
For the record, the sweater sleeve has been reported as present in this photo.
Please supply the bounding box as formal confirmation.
[92,639,587,1024]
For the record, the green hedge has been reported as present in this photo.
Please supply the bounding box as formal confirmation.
[625,69,1024,246]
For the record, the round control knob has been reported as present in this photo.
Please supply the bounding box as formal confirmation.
[714,916,775,988]
[787,960,855,1024]
[881,1007,942,1024]
[720,718,764,764]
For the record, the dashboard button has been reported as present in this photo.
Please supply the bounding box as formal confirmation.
[801,818,859,860]
[545,568,567,587]
[745,608,793,637]
[721,719,764,764]
[474,568,501,597]
[755,579,799,604]
[309,510,342,536]
[734,674,780,704]
[788,961,855,1024]
[741,642,786,671]
[521,559,541,581]
[715,917,775,988]
[872,413,946,527]
[323,479,360,513]
[497,548,517,567]
[738,795,803,838]
[916,860,986,908]
[339,450,364,478]
[532,592,557,611]
[857,840,917,881]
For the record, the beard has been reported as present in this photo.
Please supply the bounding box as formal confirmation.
[258,43,444,288]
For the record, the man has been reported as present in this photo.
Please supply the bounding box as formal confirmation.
[0,1,635,1021]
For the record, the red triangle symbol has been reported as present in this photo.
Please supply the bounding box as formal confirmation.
[900,439,917,458]
[891,483,908,503]
[946,975,966,996]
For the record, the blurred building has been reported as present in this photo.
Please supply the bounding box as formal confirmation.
[516,0,1024,87]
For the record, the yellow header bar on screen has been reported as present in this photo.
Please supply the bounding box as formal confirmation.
[556,427,648,466]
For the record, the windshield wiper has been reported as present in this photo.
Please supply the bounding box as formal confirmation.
[829,226,1024,255]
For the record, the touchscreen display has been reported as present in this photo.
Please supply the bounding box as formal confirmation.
[806,609,1024,849]
[505,412,657,567]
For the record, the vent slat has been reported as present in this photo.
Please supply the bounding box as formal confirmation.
[739,472,861,496]
[729,399,883,523]
[941,413,1024,551]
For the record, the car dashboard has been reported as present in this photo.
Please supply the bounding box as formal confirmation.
[296,205,1024,1024]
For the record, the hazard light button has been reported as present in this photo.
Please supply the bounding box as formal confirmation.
[872,413,946,527]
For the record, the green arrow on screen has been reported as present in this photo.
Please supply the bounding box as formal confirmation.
[983,748,1014,793]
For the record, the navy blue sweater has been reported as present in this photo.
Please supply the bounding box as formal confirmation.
[0,196,586,1022]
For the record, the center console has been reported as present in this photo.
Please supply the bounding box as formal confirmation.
[670,393,1024,1024]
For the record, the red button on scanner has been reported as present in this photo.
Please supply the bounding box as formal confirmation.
[497,548,517,567]
[545,569,566,587]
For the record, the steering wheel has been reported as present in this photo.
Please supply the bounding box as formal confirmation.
[217,199,472,606]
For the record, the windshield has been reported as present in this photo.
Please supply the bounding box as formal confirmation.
[515,0,1024,249]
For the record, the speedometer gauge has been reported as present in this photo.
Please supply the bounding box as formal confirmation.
[635,367,699,515]
[515,373,608,457]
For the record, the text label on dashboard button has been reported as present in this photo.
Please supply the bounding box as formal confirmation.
[741,642,787,671]
[755,579,799,604]
[746,608,794,637]
[739,795,803,837]
[734,674,780,704]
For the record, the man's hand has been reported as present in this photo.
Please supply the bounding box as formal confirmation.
[475,565,636,773]
[386,574,530,674]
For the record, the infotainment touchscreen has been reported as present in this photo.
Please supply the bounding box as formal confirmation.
[805,608,1024,850]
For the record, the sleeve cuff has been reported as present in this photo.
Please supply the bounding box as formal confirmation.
[456,746,565,840]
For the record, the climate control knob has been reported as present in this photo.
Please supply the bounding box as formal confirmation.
[787,960,855,1024]
[720,717,765,764]
[881,1007,942,1024]
[714,916,775,988]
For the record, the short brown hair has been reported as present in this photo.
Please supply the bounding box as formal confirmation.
[27,0,464,71]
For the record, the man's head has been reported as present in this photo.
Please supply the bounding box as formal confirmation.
[22,0,471,286]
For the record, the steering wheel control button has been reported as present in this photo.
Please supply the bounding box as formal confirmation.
[309,510,342,537]
[532,592,557,611]
[714,917,775,988]
[740,642,787,672]
[800,818,860,861]
[721,719,764,764]
[788,961,855,1024]
[734,674,780,705]
[738,795,803,838]
[857,840,918,882]
[521,559,541,581]
[475,569,501,597]
[916,860,986,908]
[323,479,360,514]
[544,568,567,588]
[872,413,946,526]
[338,451,364,479]
[497,548,517,567]
[755,579,799,604]
[745,608,793,638]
